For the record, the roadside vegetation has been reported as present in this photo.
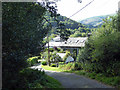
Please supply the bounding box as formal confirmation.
[2,2,63,89]
[41,12,120,88]
[3,1,120,89]
[42,62,120,88]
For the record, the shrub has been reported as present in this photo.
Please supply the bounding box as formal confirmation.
[19,68,63,88]
[41,61,47,65]
[63,50,71,62]
[50,51,62,63]
[51,64,56,67]
[27,56,38,66]
[77,15,120,76]
[59,64,66,69]
[18,68,45,88]
[65,63,73,70]
[59,62,74,70]
[73,62,82,70]
[59,62,64,65]
[38,56,41,59]
[49,48,54,52]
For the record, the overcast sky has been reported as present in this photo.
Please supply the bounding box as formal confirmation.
[37,0,120,21]
[56,0,120,21]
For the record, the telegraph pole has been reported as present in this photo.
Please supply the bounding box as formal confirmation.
[47,33,50,66]
[43,17,51,66]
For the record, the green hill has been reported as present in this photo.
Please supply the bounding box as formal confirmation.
[79,15,111,28]
[43,12,91,37]
[44,12,84,29]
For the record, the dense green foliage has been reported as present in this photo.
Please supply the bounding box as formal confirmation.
[50,51,62,63]
[63,50,71,62]
[58,62,81,71]
[2,2,61,88]
[44,11,91,39]
[59,63,74,70]
[77,13,120,76]
[41,47,63,64]
[27,56,39,66]
[2,2,48,88]
[19,68,62,88]
[42,61,47,65]
[51,64,57,67]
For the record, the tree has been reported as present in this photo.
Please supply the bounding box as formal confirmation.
[57,22,71,41]
[77,14,120,76]
[2,2,50,88]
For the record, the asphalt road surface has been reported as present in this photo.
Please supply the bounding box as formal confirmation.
[31,64,113,88]
[45,70,113,88]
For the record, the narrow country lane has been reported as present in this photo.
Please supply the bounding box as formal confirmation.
[45,70,113,88]
[31,64,113,88]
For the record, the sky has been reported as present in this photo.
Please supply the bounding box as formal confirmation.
[38,0,120,21]
[56,0,120,21]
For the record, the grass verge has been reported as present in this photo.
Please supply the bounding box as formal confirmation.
[44,75,63,88]
[41,65,69,72]
[41,65,120,88]
[64,70,120,89]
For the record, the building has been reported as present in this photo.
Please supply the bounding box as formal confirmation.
[60,37,88,54]
[45,36,88,54]
[57,53,74,63]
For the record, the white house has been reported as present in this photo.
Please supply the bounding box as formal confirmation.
[45,36,88,53]
[45,36,88,61]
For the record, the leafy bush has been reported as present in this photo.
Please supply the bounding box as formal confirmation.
[57,48,64,53]
[59,62,75,70]
[27,56,38,66]
[77,14,120,76]
[38,56,41,59]
[59,62,64,65]
[63,50,71,62]
[19,68,62,88]
[19,68,45,84]
[42,61,47,65]
[90,32,120,75]
[51,64,56,67]
[49,48,54,52]
[50,51,62,63]
[73,62,82,70]
[65,63,74,70]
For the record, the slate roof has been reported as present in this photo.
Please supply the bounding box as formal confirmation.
[60,37,88,47]
[45,37,88,48]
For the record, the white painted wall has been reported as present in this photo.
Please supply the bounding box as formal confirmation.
[65,56,74,63]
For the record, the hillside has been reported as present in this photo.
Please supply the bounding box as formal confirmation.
[79,15,110,28]
[44,12,91,37]
[44,11,86,29]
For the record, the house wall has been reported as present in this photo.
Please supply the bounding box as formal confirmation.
[61,47,81,61]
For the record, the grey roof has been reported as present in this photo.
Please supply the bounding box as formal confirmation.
[45,42,63,47]
[45,37,88,48]
[60,37,88,47]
